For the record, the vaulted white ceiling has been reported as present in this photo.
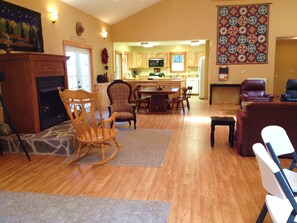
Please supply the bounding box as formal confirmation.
[61,0,162,25]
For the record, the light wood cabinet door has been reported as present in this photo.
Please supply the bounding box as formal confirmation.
[136,53,143,68]
[147,53,156,59]
[156,53,169,67]
[129,52,137,69]
[156,53,164,59]
[142,53,148,68]
[163,53,169,67]
[187,52,199,67]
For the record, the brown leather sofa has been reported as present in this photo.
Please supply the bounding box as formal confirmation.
[240,79,274,103]
[235,102,297,156]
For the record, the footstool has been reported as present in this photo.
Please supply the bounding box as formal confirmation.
[210,116,236,148]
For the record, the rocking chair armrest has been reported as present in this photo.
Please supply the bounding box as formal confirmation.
[103,112,118,124]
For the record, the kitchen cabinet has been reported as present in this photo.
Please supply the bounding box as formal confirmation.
[128,52,136,68]
[129,52,148,68]
[147,53,157,59]
[128,52,172,68]
[142,53,148,68]
[187,52,199,67]
[136,53,143,68]
[157,53,169,67]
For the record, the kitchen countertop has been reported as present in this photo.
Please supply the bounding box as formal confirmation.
[124,78,182,81]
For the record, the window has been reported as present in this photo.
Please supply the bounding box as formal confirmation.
[170,52,186,73]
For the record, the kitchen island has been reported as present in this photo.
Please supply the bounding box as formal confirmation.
[125,78,183,99]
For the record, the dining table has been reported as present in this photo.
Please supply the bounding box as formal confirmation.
[139,87,179,113]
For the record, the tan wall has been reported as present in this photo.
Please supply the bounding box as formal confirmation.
[274,40,297,96]
[111,0,297,95]
[2,0,114,84]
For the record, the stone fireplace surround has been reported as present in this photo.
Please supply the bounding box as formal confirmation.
[0,121,75,156]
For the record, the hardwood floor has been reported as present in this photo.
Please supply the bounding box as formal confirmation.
[0,96,289,222]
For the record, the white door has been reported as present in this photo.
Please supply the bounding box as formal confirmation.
[198,56,205,99]
[65,46,91,92]
[115,52,122,80]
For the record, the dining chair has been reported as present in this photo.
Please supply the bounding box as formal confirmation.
[253,143,297,223]
[171,87,191,114]
[131,85,151,113]
[186,86,193,99]
[58,87,122,165]
[261,125,297,193]
[107,80,137,129]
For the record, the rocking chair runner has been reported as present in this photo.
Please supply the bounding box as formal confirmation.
[58,87,122,165]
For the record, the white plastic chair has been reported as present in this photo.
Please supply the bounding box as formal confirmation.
[253,143,297,223]
[261,125,297,193]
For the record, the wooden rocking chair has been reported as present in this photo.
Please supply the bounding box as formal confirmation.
[58,87,122,165]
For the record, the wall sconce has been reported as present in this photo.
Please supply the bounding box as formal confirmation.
[101,31,108,39]
[49,10,59,23]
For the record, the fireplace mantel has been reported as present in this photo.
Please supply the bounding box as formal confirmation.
[0,53,69,133]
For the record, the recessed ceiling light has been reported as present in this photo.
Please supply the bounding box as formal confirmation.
[141,42,153,48]
[190,40,200,46]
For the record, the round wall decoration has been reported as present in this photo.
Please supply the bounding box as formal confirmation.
[76,22,84,36]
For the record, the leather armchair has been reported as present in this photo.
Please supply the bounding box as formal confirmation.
[240,79,274,103]
[281,79,297,102]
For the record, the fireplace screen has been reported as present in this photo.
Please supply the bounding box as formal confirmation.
[36,76,67,131]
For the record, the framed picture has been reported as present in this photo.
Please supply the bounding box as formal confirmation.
[0,1,44,52]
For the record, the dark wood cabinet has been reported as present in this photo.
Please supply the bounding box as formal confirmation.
[0,53,68,133]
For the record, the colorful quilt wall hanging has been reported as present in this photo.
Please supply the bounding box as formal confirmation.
[217,4,270,65]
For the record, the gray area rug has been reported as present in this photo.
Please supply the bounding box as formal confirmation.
[0,190,170,223]
[64,128,174,167]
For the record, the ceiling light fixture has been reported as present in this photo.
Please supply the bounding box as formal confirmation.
[190,40,200,46]
[141,42,153,48]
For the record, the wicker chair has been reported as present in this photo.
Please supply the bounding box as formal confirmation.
[107,80,137,129]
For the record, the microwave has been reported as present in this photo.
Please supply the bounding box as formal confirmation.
[148,59,164,67]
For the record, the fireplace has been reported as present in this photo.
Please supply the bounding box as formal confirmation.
[36,76,67,131]
[0,53,69,133]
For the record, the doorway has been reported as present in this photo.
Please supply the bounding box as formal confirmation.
[115,51,123,80]
[63,41,93,92]
[274,39,297,96]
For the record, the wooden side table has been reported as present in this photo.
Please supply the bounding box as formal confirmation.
[210,116,236,148]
